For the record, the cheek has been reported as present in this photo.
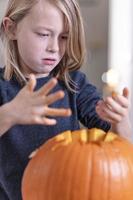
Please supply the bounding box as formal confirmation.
[18,41,34,61]
[17,35,43,59]
[60,42,66,56]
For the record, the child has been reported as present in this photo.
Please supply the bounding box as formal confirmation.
[0,0,131,199]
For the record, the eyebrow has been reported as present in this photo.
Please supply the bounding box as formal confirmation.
[36,26,68,34]
[36,26,53,32]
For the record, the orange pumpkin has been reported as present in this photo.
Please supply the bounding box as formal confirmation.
[22,128,133,200]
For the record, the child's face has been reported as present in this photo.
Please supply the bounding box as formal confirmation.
[15,0,68,77]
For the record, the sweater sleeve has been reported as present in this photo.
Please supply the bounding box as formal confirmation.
[75,71,111,132]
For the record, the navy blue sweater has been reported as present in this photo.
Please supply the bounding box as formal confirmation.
[0,69,110,199]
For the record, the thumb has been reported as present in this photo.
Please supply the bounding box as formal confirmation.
[27,74,36,92]
[123,87,129,99]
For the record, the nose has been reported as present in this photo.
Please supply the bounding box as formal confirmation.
[47,37,59,53]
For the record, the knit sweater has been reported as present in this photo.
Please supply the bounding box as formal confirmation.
[0,69,110,200]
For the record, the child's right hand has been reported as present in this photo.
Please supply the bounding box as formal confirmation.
[7,74,71,126]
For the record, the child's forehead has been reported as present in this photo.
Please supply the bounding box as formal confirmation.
[25,1,68,33]
[28,1,62,22]
[29,0,61,16]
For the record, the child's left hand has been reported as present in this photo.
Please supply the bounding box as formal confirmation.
[96,87,132,140]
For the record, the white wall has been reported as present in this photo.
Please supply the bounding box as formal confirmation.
[80,0,108,91]
[108,0,133,131]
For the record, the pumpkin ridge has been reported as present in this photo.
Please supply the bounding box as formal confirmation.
[96,145,106,200]
[103,143,111,200]
[79,143,92,199]
[89,143,105,199]
[112,142,124,199]
[69,142,85,199]
[116,141,133,199]
[49,142,73,200]
[126,151,133,198]
[102,145,110,200]
[42,145,56,200]
[107,142,122,199]
[41,145,54,199]
[61,142,81,200]
[87,143,94,200]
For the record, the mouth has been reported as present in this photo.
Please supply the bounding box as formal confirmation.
[42,58,57,65]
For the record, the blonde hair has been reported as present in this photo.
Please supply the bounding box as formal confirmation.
[0,0,86,91]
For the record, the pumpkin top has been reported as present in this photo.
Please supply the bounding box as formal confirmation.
[53,128,118,147]
[29,128,119,158]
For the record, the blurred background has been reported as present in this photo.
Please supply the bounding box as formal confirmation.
[0,0,133,131]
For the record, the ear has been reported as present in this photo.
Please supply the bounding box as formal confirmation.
[3,17,17,40]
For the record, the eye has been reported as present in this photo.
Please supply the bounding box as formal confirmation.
[36,33,49,37]
[61,35,68,40]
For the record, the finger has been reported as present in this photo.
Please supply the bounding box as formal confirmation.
[37,78,58,96]
[27,74,36,92]
[96,100,107,110]
[33,116,57,125]
[30,90,65,107]
[101,117,116,124]
[96,100,103,106]
[96,101,123,120]
[96,104,107,119]
[44,90,65,105]
[96,105,122,123]
[106,95,129,109]
[105,98,127,117]
[96,110,116,124]
[31,105,71,117]
[105,110,122,122]
[43,107,72,117]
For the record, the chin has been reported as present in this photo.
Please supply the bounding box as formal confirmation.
[41,66,56,73]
